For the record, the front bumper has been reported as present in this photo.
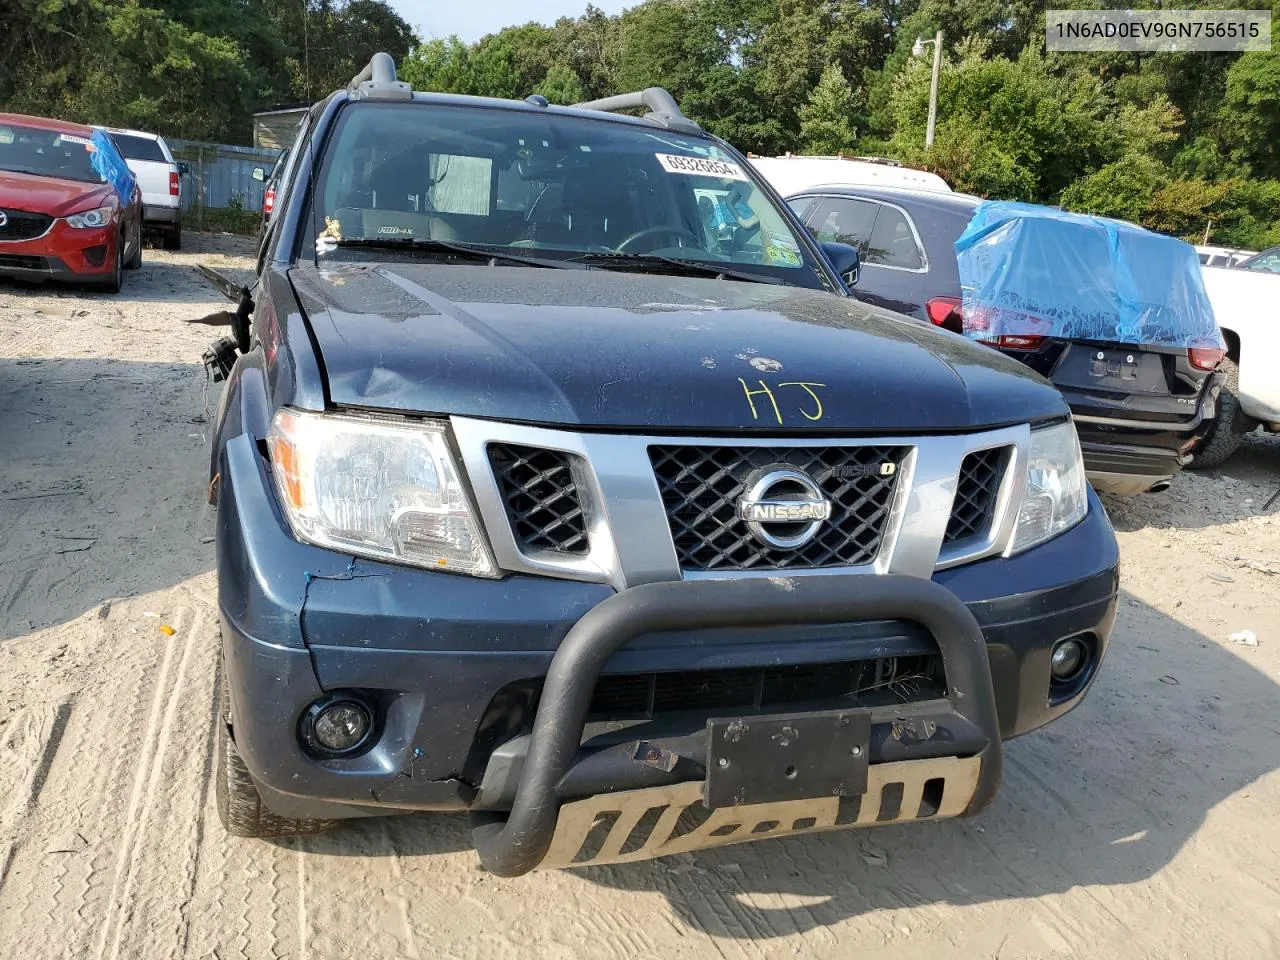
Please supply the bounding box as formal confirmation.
[0,220,119,281]
[217,432,1119,871]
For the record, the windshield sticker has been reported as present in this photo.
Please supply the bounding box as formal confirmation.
[764,242,802,267]
[655,153,749,181]
[376,225,414,236]
[316,216,343,255]
[0,127,12,145]
[57,134,93,147]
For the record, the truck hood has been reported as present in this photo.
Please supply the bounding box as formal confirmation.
[0,170,112,217]
[290,261,1065,433]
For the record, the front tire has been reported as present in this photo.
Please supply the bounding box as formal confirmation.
[215,657,338,839]
[125,232,142,269]
[98,242,123,294]
[1187,358,1255,469]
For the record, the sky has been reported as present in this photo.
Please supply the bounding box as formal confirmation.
[389,1,633,43]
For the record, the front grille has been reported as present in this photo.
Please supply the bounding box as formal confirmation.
[649,445,905,570]
[944,446,1009,544]
[0,209,53,242]
[488,443,588,555]
[0,253,51,272]
[589,655,943,719]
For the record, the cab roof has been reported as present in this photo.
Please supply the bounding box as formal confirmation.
[0,112,94,137]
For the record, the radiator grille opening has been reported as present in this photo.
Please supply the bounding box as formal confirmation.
[649,444,907,571]
[588,654,943,719]
[488,443,589,555]
[944,446,1009,544]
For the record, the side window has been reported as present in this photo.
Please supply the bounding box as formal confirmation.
[1243,251,1280,274]
[273,115,312,215]
[806,196,878,251]
[786,196,816,221]
[427,155,492,215]
[864,205,924,269]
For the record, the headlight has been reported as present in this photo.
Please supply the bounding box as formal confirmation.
[1009,420,1088,554]
[65,206,113,229]
[267,409,497,577]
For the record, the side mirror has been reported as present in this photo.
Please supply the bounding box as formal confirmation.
[176,161,189,176]
[821,241,860,286]
[250,166,266,183]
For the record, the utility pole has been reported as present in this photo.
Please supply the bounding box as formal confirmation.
[912,30,944,149]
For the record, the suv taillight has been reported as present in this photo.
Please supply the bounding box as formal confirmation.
[992,334,1045,350]
[1188,346,1224,371]
[928,297,1047,350]
[926,296,962,332]
[169,170,180,196]
[264,186,276,215]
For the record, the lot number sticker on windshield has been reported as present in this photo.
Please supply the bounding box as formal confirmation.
[656,153,749,181]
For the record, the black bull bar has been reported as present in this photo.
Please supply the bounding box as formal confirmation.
[470,574,1003,876]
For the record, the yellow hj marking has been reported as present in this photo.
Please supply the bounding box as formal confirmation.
[738,378,783,424]
[778,382,826,421]
[739,378,827,424]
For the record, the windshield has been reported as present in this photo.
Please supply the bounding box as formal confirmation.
[311,102,825,286]
[111,133,167,163]
[0,123,106,184]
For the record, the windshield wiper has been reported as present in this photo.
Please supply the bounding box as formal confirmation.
[569,252,783,284]
[332,237,578,269]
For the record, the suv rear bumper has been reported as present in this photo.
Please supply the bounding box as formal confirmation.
[1067,374,1222,494]
[216,433,1119,871]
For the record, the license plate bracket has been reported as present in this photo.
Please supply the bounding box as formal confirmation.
[704,709,871,809]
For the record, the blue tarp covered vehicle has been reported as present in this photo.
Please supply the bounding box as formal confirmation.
[954,201,1223,350]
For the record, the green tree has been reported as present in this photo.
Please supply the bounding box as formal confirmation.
[537,64,586,105]
[1219,52,1280,179]
[467,23,558,100]
[549,5,623,101]
[401,37,474,94]
[799,63,858,154]
[887,40,1108,198]
[1059,154,1169,223]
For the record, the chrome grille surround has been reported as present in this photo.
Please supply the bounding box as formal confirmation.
[451,417,1030,589]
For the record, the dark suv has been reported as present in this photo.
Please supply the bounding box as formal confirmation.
[787,185,1224,496]
[206,55,1119,877]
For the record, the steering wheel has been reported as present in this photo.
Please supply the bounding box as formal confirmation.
[615,225,702,254]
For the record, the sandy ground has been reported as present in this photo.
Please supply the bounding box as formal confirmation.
[1,233,1279,959]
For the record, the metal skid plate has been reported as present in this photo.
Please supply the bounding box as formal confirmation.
[539,755,983,870]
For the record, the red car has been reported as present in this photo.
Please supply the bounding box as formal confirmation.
[0,112,143,293]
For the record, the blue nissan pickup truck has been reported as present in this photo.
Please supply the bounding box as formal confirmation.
[204,54,1119,877]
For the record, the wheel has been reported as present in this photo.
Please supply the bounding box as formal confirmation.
[125,232,142,269]
[1187,358,1255,469]
[163,224,182,251]
[215,655,338,838]
[98,241,123,293]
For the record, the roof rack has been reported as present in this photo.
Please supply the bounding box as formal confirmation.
[348,52,411,102]
[573,88,702,133]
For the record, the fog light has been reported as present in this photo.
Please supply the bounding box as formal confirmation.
[302,698,374,756]
[1050,637,1087,681]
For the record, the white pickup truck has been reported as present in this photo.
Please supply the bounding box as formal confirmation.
[1193,247,1280,466]
[106,128,183,250]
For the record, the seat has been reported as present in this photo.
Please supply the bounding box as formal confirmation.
[521,170,637,249]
